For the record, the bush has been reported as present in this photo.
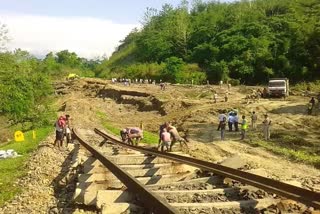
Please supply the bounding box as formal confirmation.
[175,64,207,85]
[292,81,320,92]
[228,78,240,86]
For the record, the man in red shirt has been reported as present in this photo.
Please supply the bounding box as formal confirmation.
[54,115,67,149]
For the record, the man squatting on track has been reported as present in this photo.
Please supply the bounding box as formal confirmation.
[120,127,143,146]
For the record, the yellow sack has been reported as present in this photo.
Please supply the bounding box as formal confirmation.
[14,131,25,142]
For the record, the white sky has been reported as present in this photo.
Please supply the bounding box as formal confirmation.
[0,13,138,59]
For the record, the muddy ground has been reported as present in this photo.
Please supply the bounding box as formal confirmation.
[1,78,320,213]
[55,78,320,187]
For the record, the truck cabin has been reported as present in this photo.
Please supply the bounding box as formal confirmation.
[268,80,286,88]
[268,79,288,97]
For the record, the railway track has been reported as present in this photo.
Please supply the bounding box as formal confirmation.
[71,128,320,214]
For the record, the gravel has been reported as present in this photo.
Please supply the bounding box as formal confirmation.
[0,135,94,214]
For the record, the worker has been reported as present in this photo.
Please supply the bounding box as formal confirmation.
[234,112,239,132]
[160,129,171,152]
[160,82,165,90]
[251,111,257,130]
[158,122,169,149]
[120,127,143,146]
[219,80,223,88]
[262,88,268,98]
[224,92,228,102]
[310,97,316,110]
[228,112,234,132]
[240,115,248,140]
[217,110,227,131]
[262,114,271,141]
[167,125,188,151]
[220,117,227,141]
[54,115,67,149]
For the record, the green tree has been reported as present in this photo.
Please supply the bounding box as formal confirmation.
[56,50,81,68]
[163,57,185,82]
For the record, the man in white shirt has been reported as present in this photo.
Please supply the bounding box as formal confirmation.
[228,112,234,132]
[217,110,227,131]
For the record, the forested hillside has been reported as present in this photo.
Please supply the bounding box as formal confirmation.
[0,28,100,131]
[97,0,320,84]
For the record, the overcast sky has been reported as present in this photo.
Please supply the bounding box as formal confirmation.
[0,0,234,59]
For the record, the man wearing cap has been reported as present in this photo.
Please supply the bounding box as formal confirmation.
[262,114,271,141]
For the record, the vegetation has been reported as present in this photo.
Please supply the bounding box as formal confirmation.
[291,80,320,92]
[0,22,101,130]
[99,0,320,84]
[0,127,52,206]
[96,111,158,145]
[247,131,320,168]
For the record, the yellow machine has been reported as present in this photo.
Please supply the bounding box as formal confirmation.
[67,73,80,80]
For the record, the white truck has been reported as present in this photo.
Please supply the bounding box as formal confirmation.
[268,78,289,97]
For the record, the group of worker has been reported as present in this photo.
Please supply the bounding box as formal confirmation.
[217,110,271,141]
[54,114,72,149]
[119,122,187,152]
[158,122,188,152]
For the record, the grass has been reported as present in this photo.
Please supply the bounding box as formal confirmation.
[96,111,158,145]
[292,80,320,92]
[0,127,52,206]
[246,131,320,168]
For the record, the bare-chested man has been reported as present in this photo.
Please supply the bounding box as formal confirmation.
[167,125,188,151]
[120,127,143,146]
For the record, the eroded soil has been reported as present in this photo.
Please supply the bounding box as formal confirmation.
[56,78,320,188]
[2,78,319,213]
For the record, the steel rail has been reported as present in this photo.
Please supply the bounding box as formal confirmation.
[73,129,178,214]
[94,128,320,209]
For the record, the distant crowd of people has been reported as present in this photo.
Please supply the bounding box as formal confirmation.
[54,114,72,149]
[111,78,158,86]
[217,110,271,141]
